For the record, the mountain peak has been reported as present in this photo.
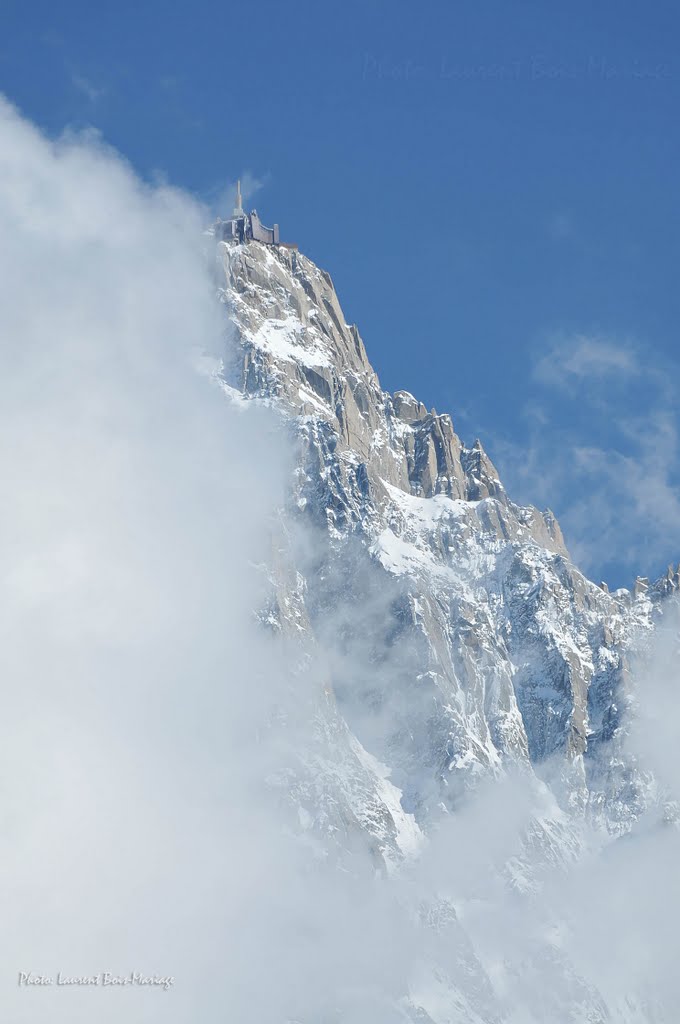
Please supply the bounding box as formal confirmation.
[219,238,530,514]
[216,232,659,813]
[211,228,670,1020]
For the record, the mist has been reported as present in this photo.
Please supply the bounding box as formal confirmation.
[0,94,337,1021]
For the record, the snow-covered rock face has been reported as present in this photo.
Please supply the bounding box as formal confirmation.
[214,237,679,1021]
[217,237,662,822]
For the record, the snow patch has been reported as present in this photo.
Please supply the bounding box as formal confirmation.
[244,315,332,369]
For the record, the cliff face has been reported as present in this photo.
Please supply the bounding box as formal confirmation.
[217,237,665,815]
[213,235,678,1022]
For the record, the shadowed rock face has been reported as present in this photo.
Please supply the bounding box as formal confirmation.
[214,235,677,1020]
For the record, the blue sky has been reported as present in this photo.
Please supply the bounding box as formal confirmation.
[3,0,679,587]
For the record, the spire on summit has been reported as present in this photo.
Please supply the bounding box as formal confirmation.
[232,179,244,218]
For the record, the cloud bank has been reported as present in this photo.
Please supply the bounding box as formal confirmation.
[0,94,321,1022]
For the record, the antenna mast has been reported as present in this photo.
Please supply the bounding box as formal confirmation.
[233,179,244,217]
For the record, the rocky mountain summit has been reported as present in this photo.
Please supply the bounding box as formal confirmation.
[212,233,678,1022]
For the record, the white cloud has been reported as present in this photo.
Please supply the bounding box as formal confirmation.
[490,331,680,586]
[534,332,639,389]
[563,426,680,576]
[0,94,323,1022]
[70,70,106,104]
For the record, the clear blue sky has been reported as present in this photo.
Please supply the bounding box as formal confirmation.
[3,0,679,587]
